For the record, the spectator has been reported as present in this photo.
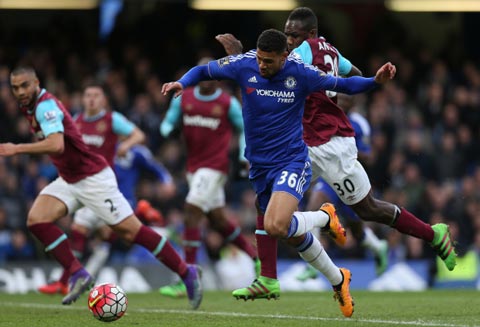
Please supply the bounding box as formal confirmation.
[4,229,35,261]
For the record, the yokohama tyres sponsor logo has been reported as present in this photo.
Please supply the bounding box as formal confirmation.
[255,89,295,103]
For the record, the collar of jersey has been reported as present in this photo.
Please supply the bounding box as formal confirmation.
[27,88,47,114]
[193,86,222,101]
[83,109,107,122]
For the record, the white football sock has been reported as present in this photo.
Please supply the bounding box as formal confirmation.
[85,242,111,277]
[361,227,384,254]
[288,211,329,237]
[297,232,342,286]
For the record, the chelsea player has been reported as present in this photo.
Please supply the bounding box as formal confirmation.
[162,29,396,316]
[215,9,456,317]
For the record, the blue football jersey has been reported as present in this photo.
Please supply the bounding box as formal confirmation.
[207,51,344,170]
[114,145,172,207]
[177,50,377,172]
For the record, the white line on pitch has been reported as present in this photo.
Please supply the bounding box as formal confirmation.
[0,302,477,327]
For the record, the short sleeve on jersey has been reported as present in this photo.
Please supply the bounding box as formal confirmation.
[160,95,182,137]
[292,41,313,65]
[35,99,64,137]
[112,111,135,136]
[337,51,353,76]
[207,55,242,80]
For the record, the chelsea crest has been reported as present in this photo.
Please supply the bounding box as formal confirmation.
[284,76,297,89]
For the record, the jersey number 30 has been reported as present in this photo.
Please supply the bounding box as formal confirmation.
[333,178,355,196]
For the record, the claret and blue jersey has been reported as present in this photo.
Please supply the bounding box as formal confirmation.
[292,39,353,76]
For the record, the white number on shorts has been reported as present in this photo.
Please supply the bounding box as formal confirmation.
[278,171,299,188]
[333,178,355,196]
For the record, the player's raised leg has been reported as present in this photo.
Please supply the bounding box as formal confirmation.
[351,195,457,271]
[234,162,333,301]
[113,215,203,309]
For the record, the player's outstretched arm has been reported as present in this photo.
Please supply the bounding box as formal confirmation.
[0,133,64,156]
[215,33,243,55]
[0,143,17,156]
[162,65,212,97]
[374,62,396,84]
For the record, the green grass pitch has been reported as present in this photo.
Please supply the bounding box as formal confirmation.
[0,290,478,327]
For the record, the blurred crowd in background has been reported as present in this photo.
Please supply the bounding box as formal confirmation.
[0,3,479,275]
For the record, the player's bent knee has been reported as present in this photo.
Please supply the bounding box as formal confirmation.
[26,212,51,227]
[111,215,141,243]
[264,222,288,238]
[71,223,90,235]
[113,227,136,243]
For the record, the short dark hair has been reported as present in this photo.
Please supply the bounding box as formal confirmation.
[287,7,318,32]
[10,66,37,77]
[83,82,106,92]
[256,29,287,54]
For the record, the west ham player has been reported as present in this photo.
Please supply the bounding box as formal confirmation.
[162,29,396,317]
[38,83,145,295]
[40,145,175,294]
[286,6,455,278]
[3,67,202,309]
[159,62,259,298]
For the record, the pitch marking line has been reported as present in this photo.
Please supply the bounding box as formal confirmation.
[1,301,478,327]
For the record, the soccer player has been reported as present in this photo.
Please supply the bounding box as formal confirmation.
[162,29,396,317]
[217,7,456,303]
[115,144,176,212]
[216,23,383,316]
[158,59,259,297]
[38,144,175,295]
[298,94,388,282]
[286,6,455,273]
[38,83,146,295]
[3,67,202,309]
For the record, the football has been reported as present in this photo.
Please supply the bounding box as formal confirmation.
[87,283,128,322]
